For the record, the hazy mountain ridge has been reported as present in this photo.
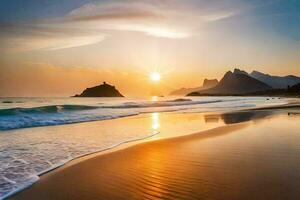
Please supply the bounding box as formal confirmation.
[170,79,218,95]
[232,68,300,89]
[243,82,300,97]
[290,82,300,90]
[187,68,300,96]
[188,69,272,95]
[250,70,300,89]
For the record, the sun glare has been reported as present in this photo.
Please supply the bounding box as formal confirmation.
[150,72,161,82]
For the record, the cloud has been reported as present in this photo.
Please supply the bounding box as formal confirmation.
[68,2,163,21]
[0,0,239,52]
[60,1,193,39]
[202,12,235,22]
[0,22,107,51]
[63,1,237,35]
[5,34,106,52]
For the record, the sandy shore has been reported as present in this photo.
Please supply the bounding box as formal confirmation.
[10,107,300,200]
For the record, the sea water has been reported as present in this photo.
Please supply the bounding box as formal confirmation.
[0,96,287,198]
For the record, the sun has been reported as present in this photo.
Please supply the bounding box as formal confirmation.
[150,72,161,82]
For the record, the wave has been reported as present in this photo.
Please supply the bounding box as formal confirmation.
[0,105,139,131]
[0,99,226,117]
[0,98,269,131]
[99,99,223,109]
[0,99,228,131]
[0,105,98,116]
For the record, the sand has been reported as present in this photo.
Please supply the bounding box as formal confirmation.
[10,109,300,200]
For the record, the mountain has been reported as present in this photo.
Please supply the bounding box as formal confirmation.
[250,71,300,89]
[187,69,272,95]
[74,82,124,97]
[288,82,300,92]
[170,79,218,95]
[284,82,300,95]
[203,79,219,88]
[232,68,248,76]
[244,82,300,96]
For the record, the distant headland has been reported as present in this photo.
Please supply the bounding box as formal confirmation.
[187,69,300,97]
[170,79,218,95]
[74,82,124,97]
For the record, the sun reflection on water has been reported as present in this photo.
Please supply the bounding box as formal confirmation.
[151,96,158,102]
[152,112,160,132]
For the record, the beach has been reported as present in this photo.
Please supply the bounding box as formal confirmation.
[10,106,300,200]
[1,96,287,198]
[2,1,300,199]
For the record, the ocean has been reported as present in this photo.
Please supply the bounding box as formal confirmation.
[0,96,287,199]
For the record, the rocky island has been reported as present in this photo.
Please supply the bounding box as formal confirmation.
[74,82,124,97]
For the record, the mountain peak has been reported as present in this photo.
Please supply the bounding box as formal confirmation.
[224,70,233,76]
[250,70,270,77]
[203,79,218,88]
[188,69,272,95]
[233,68,248,75]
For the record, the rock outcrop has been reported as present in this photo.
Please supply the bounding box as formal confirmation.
[74,82,124,97]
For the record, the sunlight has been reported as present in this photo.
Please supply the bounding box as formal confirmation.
[150,72,161,82]
[151,96,158,101]
[145,27,189,39]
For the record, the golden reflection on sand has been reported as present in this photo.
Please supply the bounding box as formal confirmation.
[151,112,160,132]
[11,109,300,200]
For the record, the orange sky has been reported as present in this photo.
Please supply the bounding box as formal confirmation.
[0,0,299,97]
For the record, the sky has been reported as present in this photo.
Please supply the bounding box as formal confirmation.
[0,0,299,97]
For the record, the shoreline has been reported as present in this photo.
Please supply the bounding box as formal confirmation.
[1,129,159,200]
[10,123,248,200]
[5,101,300,199]
[1,110,226,200]
[36,123,249,176]
[10,107,300,199]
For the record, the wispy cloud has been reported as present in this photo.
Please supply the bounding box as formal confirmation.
[0,23,107,51]
[6,35,106,51]
[68,2,163,21]
[202,12,235,22]
[0,0,239,52]
[58,1,193,39]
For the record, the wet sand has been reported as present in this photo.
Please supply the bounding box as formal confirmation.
[10,108,300,200]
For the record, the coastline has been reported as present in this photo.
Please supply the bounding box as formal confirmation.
[9,102,300,200]
[1,129,160,200]
[10,123,248,200]
[1,0,299,198]
[1,110,227,199]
